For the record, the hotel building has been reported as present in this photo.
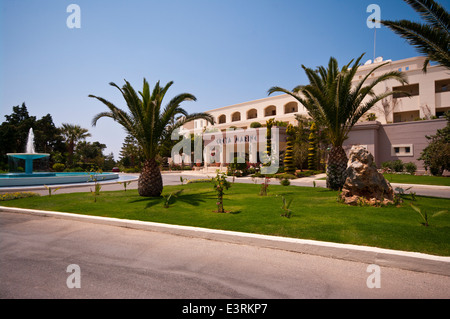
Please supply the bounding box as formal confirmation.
[181,56,449,173]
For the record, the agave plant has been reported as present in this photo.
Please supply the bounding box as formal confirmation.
[90,78,214,197]
[410,204,448,226]
[268,54,408,190]
[280,195,293,218]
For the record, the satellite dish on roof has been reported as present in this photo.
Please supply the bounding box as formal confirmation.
[374,56,383,63]
[364,60,373,65]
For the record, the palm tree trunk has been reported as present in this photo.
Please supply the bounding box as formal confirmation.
[138,158,163,197]
[326,146,348,191]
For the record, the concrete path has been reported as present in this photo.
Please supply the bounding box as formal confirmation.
[1,172,449,198]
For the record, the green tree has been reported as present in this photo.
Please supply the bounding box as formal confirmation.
[119,134,142,168]
[75,141,107,168]
[0,104,36,157]
[90,78,214,197]
[381,0,450,72]
[268,54,407,190]
[419,111,450,175]
[34,114,65,155]
[283,124,296,174]
[0,104,64,169]
[60,123,91,167]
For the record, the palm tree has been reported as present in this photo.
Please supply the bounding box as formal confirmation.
[268,54,408,190]
[381,0,449,72]
[60,123,91,167]
[89,78,214,197]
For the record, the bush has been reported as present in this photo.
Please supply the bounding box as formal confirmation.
[382,160,405,173]
[0,192,40,201]
[186,178,212,184]
[405,162,417,175]
[228,157,247,175]
[280,178,291,186]
[250,122,262,128]
[419,111,450,176]
[392,160,405,172]
[276,173,297,180]
[64,167,84,172]
[52,163,65,172]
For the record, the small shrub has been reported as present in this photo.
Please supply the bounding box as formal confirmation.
[117,180,133,191]
[260,177,270,196]
[212,171,231,213]
[410,204,448,227]
[0,192,40,201]
[163,189,183,208]
[297,171,310,178]
[381,161,393,170]
[52,163,65,172]
[44,185,61,197]
[186,178,212,184]
[276,173,297,180]
[405,162,417,175]
[280,178,290,186]
[280,195,293,218]
[392,160,405,173]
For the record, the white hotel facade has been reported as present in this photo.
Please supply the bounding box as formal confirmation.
[181,56,450,172]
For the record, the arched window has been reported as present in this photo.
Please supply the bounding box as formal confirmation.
[264,105,277,117]
[284,102,298,114]
[218,114,226,124]
[231,112,241,122]
[247,108,258,120]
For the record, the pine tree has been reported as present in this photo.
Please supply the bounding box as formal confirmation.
[308,122,318,171]
[119,134,141,168]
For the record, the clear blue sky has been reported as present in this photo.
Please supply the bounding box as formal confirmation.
[0,0,436,159]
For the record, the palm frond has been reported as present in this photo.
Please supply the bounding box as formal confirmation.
[381,0,450,71]
[403,0,450,33]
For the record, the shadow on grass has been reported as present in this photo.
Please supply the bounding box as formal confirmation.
[171,191,215,207]
[129,191,216,209]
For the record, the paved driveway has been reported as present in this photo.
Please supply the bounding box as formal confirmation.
[1,211,449,299]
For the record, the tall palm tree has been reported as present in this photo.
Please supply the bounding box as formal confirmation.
[60,123,91,167]
[268,54,408,190]
[381,0,449,72]
[89,78,214,197]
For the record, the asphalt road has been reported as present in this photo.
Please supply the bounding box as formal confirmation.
[1,211,449,300]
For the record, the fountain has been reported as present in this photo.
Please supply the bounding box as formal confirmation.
[1,128,122,188]
[7,128,51,176]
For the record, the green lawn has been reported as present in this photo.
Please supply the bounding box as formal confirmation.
[319,174,450,186]
[382,174,450,186]
[1,182,449,256]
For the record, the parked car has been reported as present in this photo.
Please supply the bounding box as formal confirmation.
[112,167,120,172]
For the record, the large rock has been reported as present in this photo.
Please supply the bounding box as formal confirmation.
[339,146,394,206]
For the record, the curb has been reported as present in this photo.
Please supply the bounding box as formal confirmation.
[1,206,449,277]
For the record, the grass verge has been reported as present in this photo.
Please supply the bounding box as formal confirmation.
[382,174,450,186]
[1,183,449,256]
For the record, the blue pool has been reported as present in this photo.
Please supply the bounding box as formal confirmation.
[0,172,120,187]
